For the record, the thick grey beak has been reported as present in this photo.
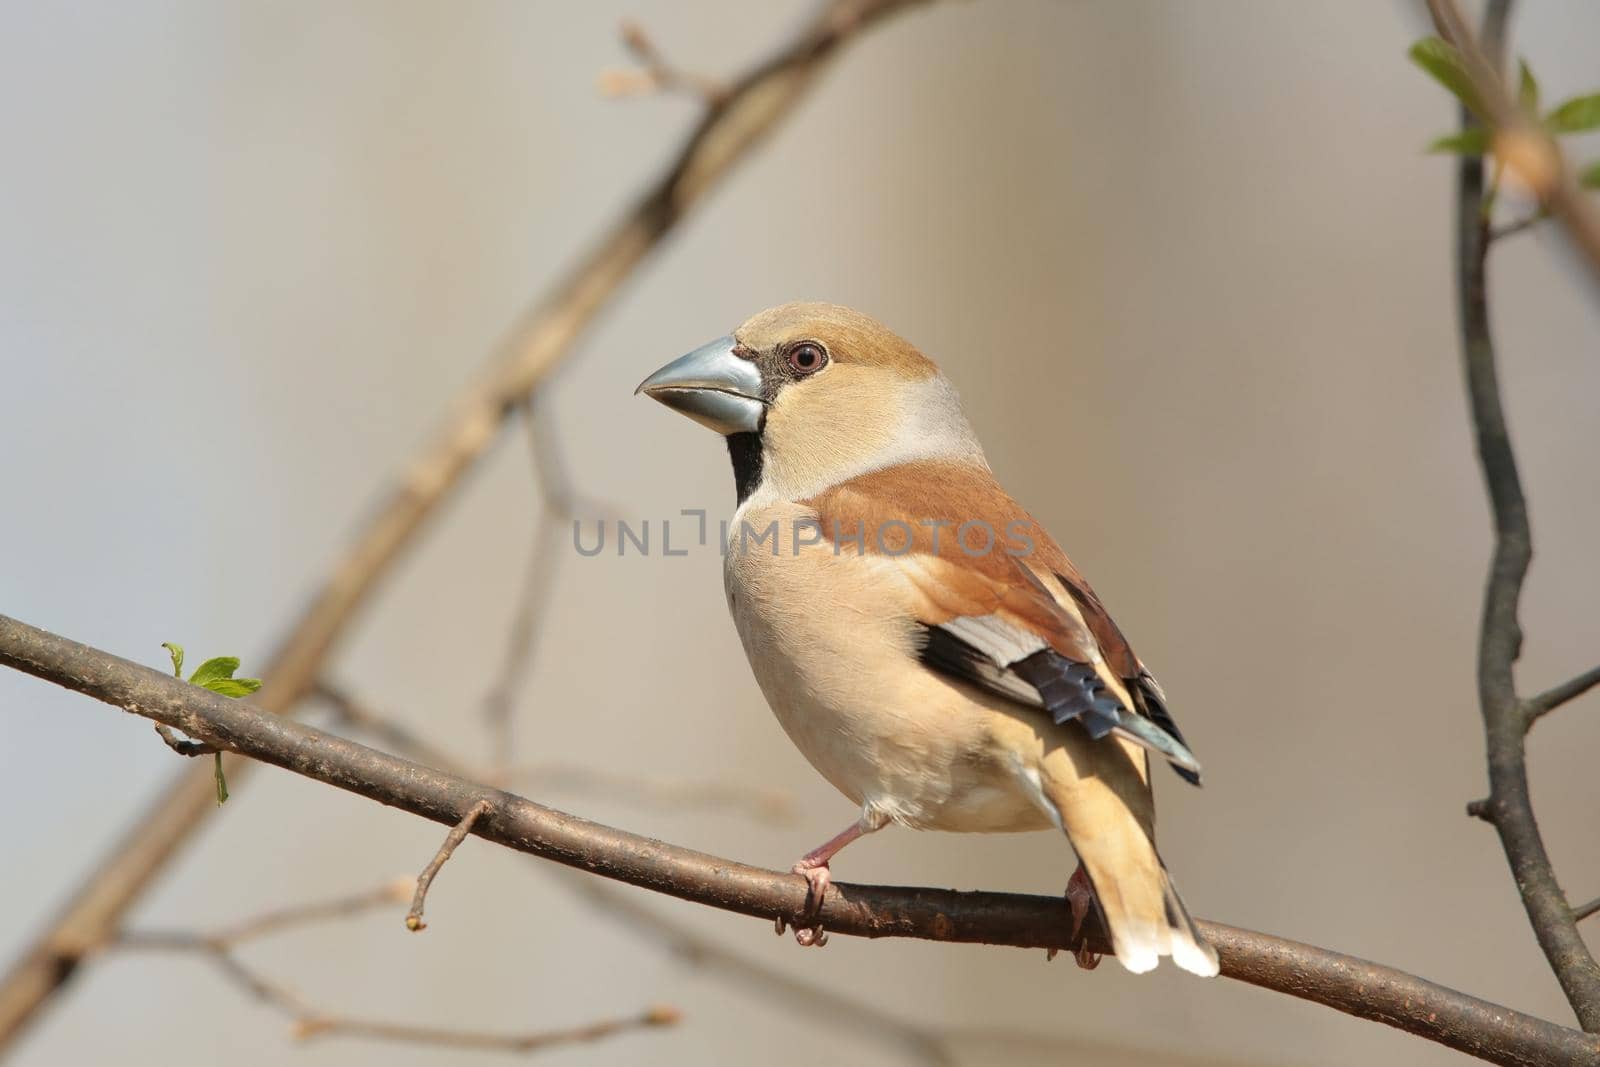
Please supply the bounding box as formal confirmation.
[635,335,765,436]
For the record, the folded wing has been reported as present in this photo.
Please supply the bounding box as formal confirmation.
[804,459,1203,783]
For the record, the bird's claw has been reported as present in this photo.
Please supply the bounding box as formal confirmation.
[782,861,832,947]
[1065,865,1103,971]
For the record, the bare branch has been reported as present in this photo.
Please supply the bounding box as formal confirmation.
[1437,0,1600,1032]
[1527,664,1600,725]
[213,881,412,947]
[5,614,1598,1067]
[294,1007,679,1053]
[1573,897,1600,924]
[0,1,933,1044]
[407,799,492,932]
[117,918,675,1055]
[480,399,593,771]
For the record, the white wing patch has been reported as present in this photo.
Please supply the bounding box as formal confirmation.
[939,613,1046,667]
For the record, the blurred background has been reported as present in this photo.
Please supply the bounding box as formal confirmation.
[4,1,1600,1064]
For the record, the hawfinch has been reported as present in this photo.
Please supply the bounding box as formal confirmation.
[637,303,1218,976]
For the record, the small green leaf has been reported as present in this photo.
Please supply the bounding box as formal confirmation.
[1546,93,1600,135]
[189,656,241,688]
[214,753,229,805]
[1409,37,1486,120]
[1518,60,1540,117]
[162,642,185,679]
[1581,161,1600,189]
[200,677,262,698]
[1428,128,1491,154]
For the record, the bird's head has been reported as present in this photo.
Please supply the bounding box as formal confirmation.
[637,302,984,502]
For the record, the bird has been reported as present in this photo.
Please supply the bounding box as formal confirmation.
[636,302,1218,976]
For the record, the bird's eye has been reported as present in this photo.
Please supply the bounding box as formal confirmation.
[787,342,827,376]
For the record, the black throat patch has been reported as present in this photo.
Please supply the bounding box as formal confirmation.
[726,432,764,505]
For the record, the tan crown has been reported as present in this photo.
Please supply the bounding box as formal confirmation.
[734,302,939,379]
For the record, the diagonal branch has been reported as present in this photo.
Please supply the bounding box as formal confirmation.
[1527,664,1600,725]
[3,614,1598,1067]
[0,0,934,1047]
[1435,0,1600,1033]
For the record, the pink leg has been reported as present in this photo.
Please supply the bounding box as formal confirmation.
[779,819,877,947]
[1064,864,1102,970]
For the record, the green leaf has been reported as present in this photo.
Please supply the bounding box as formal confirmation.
[162,642,185,679]
[1581,161,1600,189]
[1428,128,1491,154]
[1409,37,1486,120]
[200,677,262,698]
[189,655,241,688]
[214,753,229,805]
[1546,93,1600,135]
[1518,60,1540,117]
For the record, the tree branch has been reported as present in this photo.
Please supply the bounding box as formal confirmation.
[1436,0,1600,1033]
[322,686,946,1061]
[0,0,933,1047]
[117,908,676,1056]
[1527,664,1600,725]
[1427,0,1600,298]
[4,615,1598,1067]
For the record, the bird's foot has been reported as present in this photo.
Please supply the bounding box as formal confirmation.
[775,861,832,946]
[1065,865,1102,970]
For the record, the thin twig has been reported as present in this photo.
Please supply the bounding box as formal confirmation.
[1527,664,1600,725]
[0,5,932,1043]
[5,614,1597,1067]
[294,1007,679,1052]
[1439,0,1600,1034]
[407,799,492,932]
[117,922,675,1054]
[152,723,217,757]
[599,20,728,104]
[480,398,596,771]
[1573,897,1600,924]
[213,880,413,947]
[118,882,407,955]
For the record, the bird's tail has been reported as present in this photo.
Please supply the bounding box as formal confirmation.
[1038,732,1217,976]
[1072,834,1219,977]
